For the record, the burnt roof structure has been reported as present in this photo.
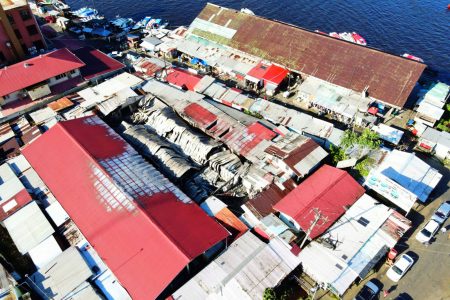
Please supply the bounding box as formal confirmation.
[191,3,426,107]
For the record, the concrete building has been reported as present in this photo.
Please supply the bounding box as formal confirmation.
[418,127,450,160]
[0,0,46,64]
[0,48,85,107]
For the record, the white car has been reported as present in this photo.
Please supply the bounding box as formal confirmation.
[386,254,415,282]
[415,220,440,244]
[431,201,450,224]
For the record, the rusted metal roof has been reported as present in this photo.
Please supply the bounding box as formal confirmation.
[183,102,218,129]
[47,97,74,112]
[195,4,426,107]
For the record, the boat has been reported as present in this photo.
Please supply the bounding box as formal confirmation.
[132,16,152,30]
[53,0,70,12]
[72,7,98,18]
[351,32,367,45]
[240,8,255,15]
[329,32,340,39]
[110,17,135,31]
[145,18,168,30]
[339,32,356,42]
[402,53,424,63]
[38,0,54,5]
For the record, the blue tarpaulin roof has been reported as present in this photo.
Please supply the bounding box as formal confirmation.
[92,28,111,37]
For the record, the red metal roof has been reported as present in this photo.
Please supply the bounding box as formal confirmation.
[166,69,202,91]
[274,165,365,239]
[183,103,218,129]
[222,122,277,156]
[246,62,269,80]
[0,48,85,97]
[72,47,124,80]
[0,189,33,222]
[262,64,289,86]
[22,116,228,300]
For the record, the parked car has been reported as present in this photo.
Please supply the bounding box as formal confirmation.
[386,254,415,282]
[431,201,450,224]
[415,220,440,244]
[354,279,380,300]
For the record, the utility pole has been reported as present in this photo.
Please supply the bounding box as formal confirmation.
[300,208,328,248]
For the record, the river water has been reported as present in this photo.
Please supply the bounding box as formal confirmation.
[66,0,450,82]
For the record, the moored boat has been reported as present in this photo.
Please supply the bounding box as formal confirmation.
[339,32,356,42]
[402,53,424,63]
[329,32,340,39]
[72,7,98,18]
[132,16,152,30]
[351,32,367,45]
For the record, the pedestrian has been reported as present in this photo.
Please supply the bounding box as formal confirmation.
[441,226,447,233]
[383,290,390,298]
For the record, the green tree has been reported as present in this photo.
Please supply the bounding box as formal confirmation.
[263,288,276,300]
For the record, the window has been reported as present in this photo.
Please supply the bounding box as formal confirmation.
[33,40,45,50]
[0,51,5,62]
[26,25,38,36]
[14,29,22,39]
[20,9,32,21]
[3,94,10,100]
[7,14,15,24]
[55,73,67,80]
[70,70,77,75]
[357,217,370,227]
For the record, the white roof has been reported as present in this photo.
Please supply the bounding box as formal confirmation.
[28,235,62,269]
[173,231,296,300]
[30,247,94,300]
[0,164,24,203]
[29,107,57,125]
[200,196,227,216]
[417,101,445,121]
[78,73,143,108]
[3,201,54,254]
[421,127,450,149]
[364,170,417,212]
[378,150,442,202]
[372,123,404,145]
[293,145,328,176]
[298,194,392,295]
[7,155,31,175]
[45,201,70,227]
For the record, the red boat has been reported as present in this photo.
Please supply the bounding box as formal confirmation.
[402,53,424,63]
[351,32,367,45]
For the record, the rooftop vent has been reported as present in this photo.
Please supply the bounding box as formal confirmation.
[24,63,32,68]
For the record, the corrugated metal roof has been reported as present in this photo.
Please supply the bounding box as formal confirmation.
[166,69,202,91]
[194,4,426,107]
[298,194,395,295]
[73,47,124,80]
[274,165,365,239]
[30,247,94,300]
[22,116,229,300]
[47,97,75,112]
[222,122,277,156]
[3,201,55,254]
[183,102,218,128]
[420,127,450,149]
[173,231,296,300]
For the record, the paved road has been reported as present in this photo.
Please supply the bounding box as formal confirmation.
[344,155,450,300]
